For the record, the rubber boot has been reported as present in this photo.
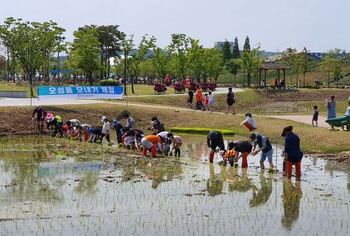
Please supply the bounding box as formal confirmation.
[151,145,157,157]
[142,147,148,156]
[209,151,214,163]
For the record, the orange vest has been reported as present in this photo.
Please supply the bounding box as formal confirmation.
[145,135,161,144]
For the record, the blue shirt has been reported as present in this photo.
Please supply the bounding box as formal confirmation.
[284,132,302,163]
[327,101,336,119]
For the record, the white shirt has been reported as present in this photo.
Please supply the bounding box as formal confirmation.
[157,131,169,139]
[241,117,256,129]
[102,121,111,134]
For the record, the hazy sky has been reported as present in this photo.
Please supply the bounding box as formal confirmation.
[1,0,349,52]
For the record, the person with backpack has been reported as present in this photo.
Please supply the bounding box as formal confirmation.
[226,87,235,114]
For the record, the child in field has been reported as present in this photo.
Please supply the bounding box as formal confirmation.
[312,105,319,127]
[171,135,183,157]
[101,116,111,143]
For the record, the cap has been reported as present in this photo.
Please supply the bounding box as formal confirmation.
[281,126,293,137]
[151,116,158,121]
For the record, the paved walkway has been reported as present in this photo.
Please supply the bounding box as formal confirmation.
[266,115,329,128]
[0,87,243,107]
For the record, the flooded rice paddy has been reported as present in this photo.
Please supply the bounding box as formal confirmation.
[0,136,349,236]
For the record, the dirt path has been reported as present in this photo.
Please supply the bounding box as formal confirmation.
[266,115,329,128]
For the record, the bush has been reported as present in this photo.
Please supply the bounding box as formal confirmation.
[98,79,121,86]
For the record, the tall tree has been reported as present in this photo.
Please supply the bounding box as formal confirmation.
[243,36,251,52]
[232,37,240,59]
[221,40,232,63]
[69,27,100,85]
[120,34,134,95]
[238,48,262,87]
[129,35,155,93]
[0,17,65,96]
[300,47,311,87]
[78,25,124,80]
[168,33,191,80]
[320,49,342,88]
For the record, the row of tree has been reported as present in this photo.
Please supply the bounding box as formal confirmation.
[0,17,348,95]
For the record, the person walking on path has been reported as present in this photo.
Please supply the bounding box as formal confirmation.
[226,87,235,114]
[312,105,319,127]
[208,91,214,112]
[187,88,194,108]
[250,133,274,170]
[195,88,204,110]
[281,126,303,181]
[207,131,225,163]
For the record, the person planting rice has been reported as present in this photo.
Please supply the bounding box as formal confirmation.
[124,113,136,129]
[281,126,303,181]
[222,142,237,167]
[32,106,47,133]
[149,116,165,133]
[113,118,124,144]
[232,140,253,168]
[250,133,274,170]
[88,126,103,143]
[80,124,92,142]
[207,130,225,163]
[47,114,63,137]
[240,113,257,131]
[101,116,111,143]
[171,135,183,157]
[141,134,162,157]
[157,131,173,156]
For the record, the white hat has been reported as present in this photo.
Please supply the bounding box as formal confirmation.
[101,116,107,122]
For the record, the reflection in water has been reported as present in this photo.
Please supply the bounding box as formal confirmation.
[0,136,349,235]
[136,158,183,189]
[75,172,99,194]
[249,172,273,207]
[228,168,255,193]
[207,164,224,196]
[282,180,302,230]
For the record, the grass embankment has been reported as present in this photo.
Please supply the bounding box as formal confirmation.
[123,88,350,115]
[0,103,349,154]
[170,127,235,135]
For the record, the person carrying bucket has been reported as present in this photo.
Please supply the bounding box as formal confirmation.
[141,134,162,157]
[207,131,225,163]
[281,126,303,181]
[240,113,257,131]
[250,133,274,170]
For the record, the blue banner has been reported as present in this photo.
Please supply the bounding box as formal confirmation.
[38,86,124,100]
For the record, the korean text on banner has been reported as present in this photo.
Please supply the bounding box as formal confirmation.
[38,86,124,100]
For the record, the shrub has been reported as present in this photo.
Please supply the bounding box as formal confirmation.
[98,79,121,86]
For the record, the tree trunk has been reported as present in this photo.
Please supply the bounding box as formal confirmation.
[247,72,251,88]
[88,72,93,85]
[233,73,236,87]
[131,76,135,94]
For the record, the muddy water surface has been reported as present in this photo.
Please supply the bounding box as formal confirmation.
[0,136,349,236]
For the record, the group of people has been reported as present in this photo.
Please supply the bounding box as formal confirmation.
[207,125,303,181]
[186,87,236,114]
[187,88,215,112]
[32,106,183,158]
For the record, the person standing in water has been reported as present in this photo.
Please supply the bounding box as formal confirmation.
[207,131,225,163]
[250,133,274,170]
[32,106,47,133]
